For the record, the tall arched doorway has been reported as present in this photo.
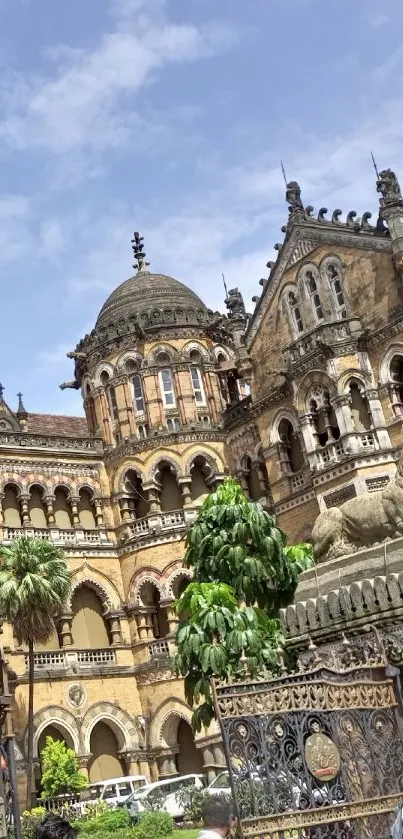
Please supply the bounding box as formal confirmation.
[71,585,111,649]
[176,719,204,775]
[36,724,74,797]
[88,721,125,782]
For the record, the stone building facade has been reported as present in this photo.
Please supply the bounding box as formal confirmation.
[4,169,403,799]
[224,168,403,545]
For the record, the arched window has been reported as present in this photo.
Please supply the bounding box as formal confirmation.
[190,368,205,404]
[306,270,324,322]
[190,455,212,503]
[390,355,403,404]
[54,487,73,529]
[123,470,150,520]
[155,462,183,512]
[108,386,118,421]
[348,379,371,431]
[309,386,340,446]
[138,423,149,439]
[278,419,304,473]
[139,582,169,639]
[288,292,303,334]
[88,722,125,783]
[132,375,144,414]
[3,484,21,527]
[78,488,96,529]
[71,585,111,649]
[159,369,175,407]
[166,417,180,432]
[29,485,47,529]
[326,263,346,319]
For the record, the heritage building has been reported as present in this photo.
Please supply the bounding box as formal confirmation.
[3,168,403,799]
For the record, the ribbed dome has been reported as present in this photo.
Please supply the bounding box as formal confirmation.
[96,270,208,330]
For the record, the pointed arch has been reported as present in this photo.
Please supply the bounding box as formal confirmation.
[28,706,80,758]
[81,702,139,754]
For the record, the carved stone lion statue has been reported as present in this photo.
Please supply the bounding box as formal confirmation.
[376,169,403,206]
[286,181,304,213]
[312,451,403,562]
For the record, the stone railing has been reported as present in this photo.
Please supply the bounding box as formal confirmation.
[309,430,384,473]
[0,431,103,454]
[122,508,197,544]
[3,527,111,545]
[284,317,363,370]
[222,396,252,429]
[148,639,170,659]
[25,648,116,672]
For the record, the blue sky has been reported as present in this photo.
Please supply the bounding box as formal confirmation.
[0,0,402,416]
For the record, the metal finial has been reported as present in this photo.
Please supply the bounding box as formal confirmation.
[371,151,380,179]
[222,273,228,298]
[280,160,288,187]
[131,231,150,274]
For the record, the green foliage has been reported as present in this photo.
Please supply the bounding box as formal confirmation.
[137,811,174,838]
[175,478,314,729]
[21,808,47,839]
[40,737,87,799]
[0,537,71,645]
[175,785,209,824]
[75,808,130,834]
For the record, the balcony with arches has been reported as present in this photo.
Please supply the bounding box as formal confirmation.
[130,568,192,667]
[21,580,130,675]
[1,483,111,546]
[117,455,225,547]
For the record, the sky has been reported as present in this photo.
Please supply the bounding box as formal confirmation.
[0,0,402,417]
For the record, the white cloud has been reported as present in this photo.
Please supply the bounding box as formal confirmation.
[0,0,235,156]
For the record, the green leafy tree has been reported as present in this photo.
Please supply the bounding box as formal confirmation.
[174,478,313,730]
[40,736,87,799]
[0,538,71,807]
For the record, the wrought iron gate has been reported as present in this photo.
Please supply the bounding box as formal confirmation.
[213,662,403,839]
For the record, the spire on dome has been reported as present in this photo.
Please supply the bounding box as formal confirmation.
[131,231,150,274]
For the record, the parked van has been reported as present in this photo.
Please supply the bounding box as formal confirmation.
[81,775,148,810]
[123,774,204,821]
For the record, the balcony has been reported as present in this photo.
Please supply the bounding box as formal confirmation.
[222,396,252,429]
[284,317,363,373]
[309,430,385,473]
[3,527,110,546]
[148,640,170,660]
[121,508,197,545]
[25,648,116,672]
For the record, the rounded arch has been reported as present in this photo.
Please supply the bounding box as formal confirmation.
[116,351,143,373]
[150,699,195,749]
[113,458,145,495]
[2,478,23,496]
[147,344,179,366]
[337,369,371,395]
[133,572,163,606]
[29,706,80,759]
[93,362,116,388]
[184,450,219,477]
[82,702,139,754]
[211,345,232,363]
[146,454,183,483]
[182,341,209,362]
[379,343,403,384]
[296,370,337,413]
[271,409,300,444]
[67,572,118,613]
[26,480,48,496]
[166,568,193,599]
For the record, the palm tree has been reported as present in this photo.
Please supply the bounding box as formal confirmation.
[0,537,71,808]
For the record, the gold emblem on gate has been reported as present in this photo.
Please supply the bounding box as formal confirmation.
[305,732,341,781]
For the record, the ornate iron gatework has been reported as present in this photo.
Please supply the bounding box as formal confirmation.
[213,662,403,839]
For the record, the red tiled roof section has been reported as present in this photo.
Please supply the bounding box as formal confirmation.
[26,414,90,437]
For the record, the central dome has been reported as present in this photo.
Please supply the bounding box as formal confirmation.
[96,269,208,330]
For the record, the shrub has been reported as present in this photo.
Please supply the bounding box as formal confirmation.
[74,808,131,834]
[176,786,208,825]
[40,737,87,799]
[137,811,174,838]
[21,807,47,839]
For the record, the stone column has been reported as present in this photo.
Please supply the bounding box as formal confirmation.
[93,498,104,527]
[366,388,391,449]
[119,496,132,523]
[332,395,354,436]
[388,383,403,417]
[20,494,31,527]
[120,751,140,776]
[143,483,161,513]
[299,414,317,454]
[108,613,123,645]
[69,496,80,528]
[202,746,215,784]
[178,478,192,506]
[44,495,56,526]
[0,493,5,526]
[165,605,179,635]
[59,613,74,647]
[157,752,178,778]
[77,755,91,781]
[135,609,154,641]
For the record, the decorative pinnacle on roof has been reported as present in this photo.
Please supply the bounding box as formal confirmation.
[16,392,27,416]
[131,231,150,274]
[285,181,304,215]
[376,169,403,211]
[0,384,4,403]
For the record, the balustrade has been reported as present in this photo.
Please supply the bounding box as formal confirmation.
[4,527,107,544]
[25,648,116,671]
[148,639,170,659]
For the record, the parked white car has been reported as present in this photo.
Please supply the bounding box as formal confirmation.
[75,775,148,813]
[123,773,205,821]
[205,771,232,797]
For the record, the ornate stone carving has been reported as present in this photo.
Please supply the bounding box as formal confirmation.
[377,169,403,209]
[286,181,304,214]
[67,683,86,710]
[312,448,403,561]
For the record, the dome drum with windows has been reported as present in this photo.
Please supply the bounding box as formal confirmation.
[63,233,238,388]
